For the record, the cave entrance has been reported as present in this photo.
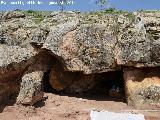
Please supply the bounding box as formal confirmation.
[42,69,125,102]
[87,71,125,100]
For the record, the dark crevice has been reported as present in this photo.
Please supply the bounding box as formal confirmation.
[43,69,126,102]
[91,71,124,95]
[43,70,55,93]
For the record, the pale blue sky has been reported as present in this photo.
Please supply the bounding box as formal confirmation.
[0,0,160,11]
[68,0,160,11]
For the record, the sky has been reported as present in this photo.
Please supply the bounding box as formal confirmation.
[68,0,160,11]
[0,0,160,11]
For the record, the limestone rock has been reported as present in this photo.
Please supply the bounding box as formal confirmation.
[151,39,160,63]
[2,11,25,20]
[16,50,55,105]
[74,24,117,74]
[0,45,36,67]
[49,61,95,93]
[43,19,117,74]
[1,11,160,107]
[30,27,49,46]
[0,45,37,105]
[139,11,160,40]
[17,71,44,105]
[123,68,160,106]
[0,17,37,47]
[0,46,54,106]
[42,12,160,73]
[2,11,160,74]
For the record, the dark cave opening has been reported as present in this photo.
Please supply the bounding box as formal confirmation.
[42,69,126,102]
[43,70,55,93]
[88,71,125,99]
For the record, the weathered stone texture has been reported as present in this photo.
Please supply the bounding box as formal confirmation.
[49,60,95,93]
[0,45,55,105]
[124,68,160,106]
[17,71,44,105]
[1,11,160,107]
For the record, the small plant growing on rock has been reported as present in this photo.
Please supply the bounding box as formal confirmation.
[104,7,116,14]
[23,10,45,23]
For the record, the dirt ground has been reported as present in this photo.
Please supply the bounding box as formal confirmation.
[0,92,160,120]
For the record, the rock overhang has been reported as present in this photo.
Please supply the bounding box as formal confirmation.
[0,11,160,73]
[0,10,160,107]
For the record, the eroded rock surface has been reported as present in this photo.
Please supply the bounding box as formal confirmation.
[49,61,95,93]
[0,11,160,107]
[124,67,160,106]
[17,71,44,105]
[0,45,36,105]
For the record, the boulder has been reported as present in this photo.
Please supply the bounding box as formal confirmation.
[2,11,25,20]
[0,46,54,105]
[43,12,160,73]
[16,50,55,105]
[43,18,118,74]
[123,67,160,106]
[115,16,151,66]
[0,44,37,105]
[17,71,44,105]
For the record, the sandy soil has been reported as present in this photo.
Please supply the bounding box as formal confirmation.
[0,93,160,120]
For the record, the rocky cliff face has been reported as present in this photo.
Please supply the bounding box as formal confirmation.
[0,10,160,108]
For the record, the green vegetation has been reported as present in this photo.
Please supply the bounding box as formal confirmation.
[100,8,136,21]
[16,8,136,25]
[92,8,128,14]
[104,8,134,17]
[83,8,136,23]
[138,10,160,13]
[124,13,136,21]
[22,10,45,24]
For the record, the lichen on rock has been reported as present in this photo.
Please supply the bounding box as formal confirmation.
[17,71,44,105]
[0,10,160,107]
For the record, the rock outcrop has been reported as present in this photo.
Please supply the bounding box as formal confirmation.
[17,71,44,105]
[123,67,160,106]
[0,45,36,105]
[0,10,160,108]
[49,60,95,93]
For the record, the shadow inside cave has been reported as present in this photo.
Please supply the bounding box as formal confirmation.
[0,92,20,112]
[43,70,126,103]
